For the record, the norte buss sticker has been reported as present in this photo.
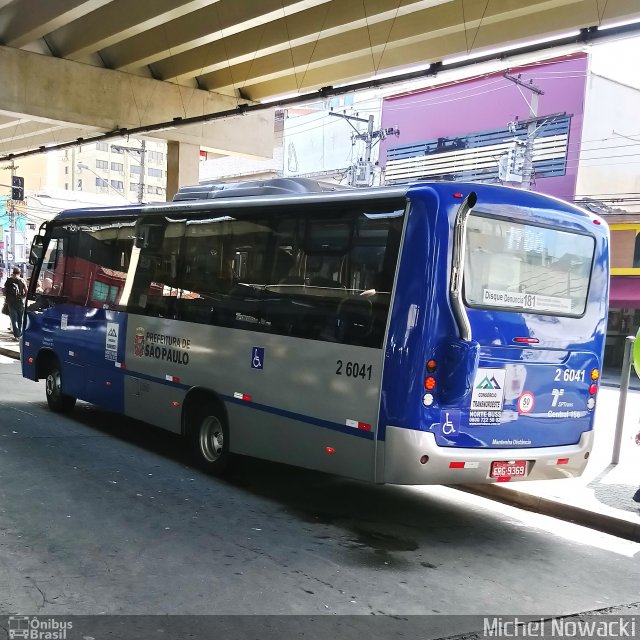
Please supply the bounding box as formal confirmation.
[469,368,506,425]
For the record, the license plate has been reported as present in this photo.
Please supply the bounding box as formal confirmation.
[490,460,528,479]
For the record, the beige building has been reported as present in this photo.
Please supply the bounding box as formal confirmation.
[59,138,168,204]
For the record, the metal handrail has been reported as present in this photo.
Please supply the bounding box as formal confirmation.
[449,191,477,342]
[612,335,636,465]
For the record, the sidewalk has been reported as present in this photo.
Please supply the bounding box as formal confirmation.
[0,324,20,359]
[0,330,638,540]
[462,384,640,542]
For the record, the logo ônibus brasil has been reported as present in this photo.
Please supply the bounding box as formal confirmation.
[8,616,72,639]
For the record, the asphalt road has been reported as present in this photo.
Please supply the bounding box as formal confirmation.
[0,359,639,635]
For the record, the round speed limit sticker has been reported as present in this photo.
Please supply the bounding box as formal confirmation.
[518,391,535,414]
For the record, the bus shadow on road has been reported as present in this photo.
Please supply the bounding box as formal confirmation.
[60,401,551,563]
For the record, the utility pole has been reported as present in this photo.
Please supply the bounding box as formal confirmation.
[9,160,15,272]
[138,139,146,204]
[328,111,399,186]
[0,162,25,274]
[111,141,146,203]
[504,73,544,190]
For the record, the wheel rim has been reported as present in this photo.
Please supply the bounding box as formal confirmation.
[46,371,60,399]
[199,416,224,462]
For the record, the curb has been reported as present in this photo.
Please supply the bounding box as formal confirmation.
[0,345,20,360]
[458,484,640,542]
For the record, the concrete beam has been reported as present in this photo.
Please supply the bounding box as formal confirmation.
[0,0,111,48]
[0,45,274,158]
[153,111,276,160]
[199,0,640,99]
[148,0,443,84]
[100,0,332,72]
[48,0,221,60]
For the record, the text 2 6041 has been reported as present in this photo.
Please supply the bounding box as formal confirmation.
[336,360,373,380]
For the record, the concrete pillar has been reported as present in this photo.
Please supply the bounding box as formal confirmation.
[166,141,200,201]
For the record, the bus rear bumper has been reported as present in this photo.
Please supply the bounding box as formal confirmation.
[382,426,594,485]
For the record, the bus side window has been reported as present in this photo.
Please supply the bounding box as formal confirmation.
[36,229,67,300]
[127,220,183,318]
[262,209,403,347]
[178,224,229,324]
[60,222,134,308]
[177,217,272,328]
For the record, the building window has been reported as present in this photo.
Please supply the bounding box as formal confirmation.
[148,150,164,164]
[92,281,119,303]
[148,167,162,178]
[130,165,142,175]
[111,162,124,173]
[96,159,108,170]
[95,177,108,187]
[96,142,108,152]
[130,183,140,192]
[111,180,124,191]
[634,235,640,268]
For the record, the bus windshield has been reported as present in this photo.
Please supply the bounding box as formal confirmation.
[464,214,595,317]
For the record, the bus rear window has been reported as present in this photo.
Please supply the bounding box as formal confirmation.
[464,215,595,317]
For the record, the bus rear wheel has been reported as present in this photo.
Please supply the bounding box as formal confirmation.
[190,405,230,475]
[45,362,76,413]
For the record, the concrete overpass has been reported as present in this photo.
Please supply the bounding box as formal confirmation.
[0,0,639,196]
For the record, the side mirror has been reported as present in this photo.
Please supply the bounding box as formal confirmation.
[29,235,45,266]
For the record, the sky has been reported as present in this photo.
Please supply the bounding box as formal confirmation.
[590,34,640,89]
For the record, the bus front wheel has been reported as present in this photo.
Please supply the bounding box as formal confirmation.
[45,363,76,413]
[190,405,230,475]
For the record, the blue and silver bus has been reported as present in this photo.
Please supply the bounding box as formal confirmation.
[22,179,608,484]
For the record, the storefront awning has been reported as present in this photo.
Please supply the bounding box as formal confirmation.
[609,277,640,309]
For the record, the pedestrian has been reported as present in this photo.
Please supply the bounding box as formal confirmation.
[4,267,27,339]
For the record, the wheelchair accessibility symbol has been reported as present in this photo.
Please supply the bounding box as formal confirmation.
[251,347,264,370]
[440,409,461,436]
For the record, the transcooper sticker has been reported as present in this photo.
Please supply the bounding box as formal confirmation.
[469,368,506,425]
[105,322,119,361]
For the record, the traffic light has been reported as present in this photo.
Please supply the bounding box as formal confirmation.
[11,175,24,201]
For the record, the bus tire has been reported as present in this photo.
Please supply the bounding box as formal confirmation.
[190,404,230,475]
[45,361,76,413]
